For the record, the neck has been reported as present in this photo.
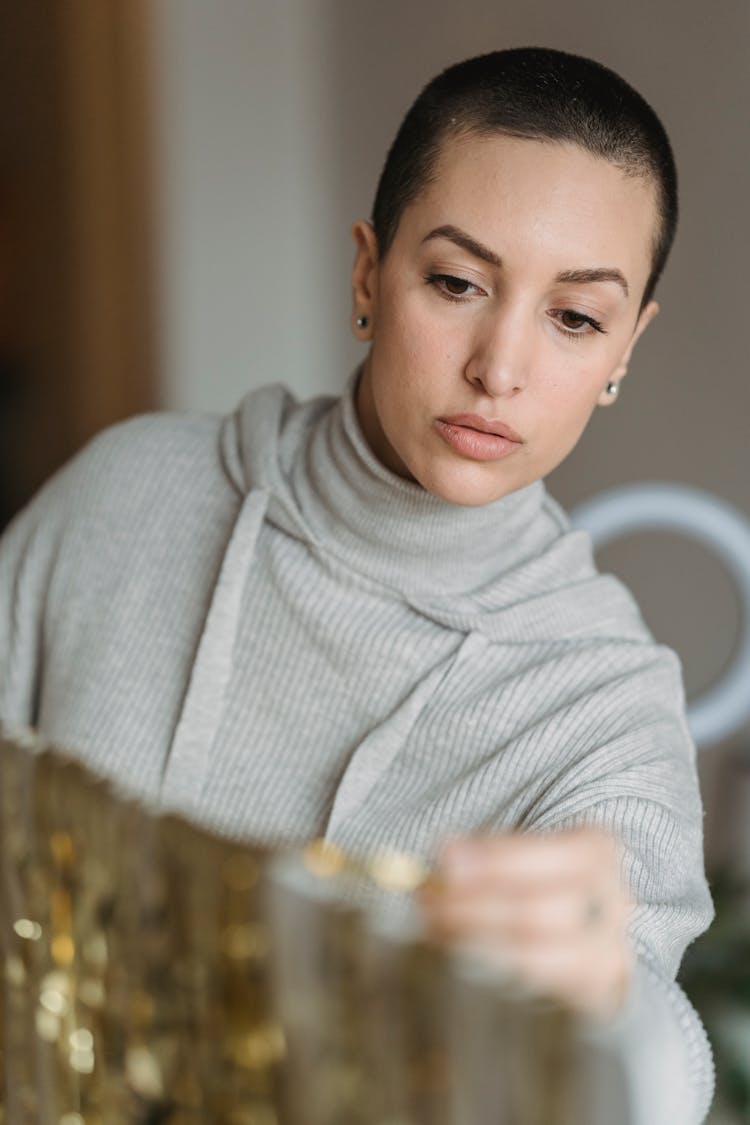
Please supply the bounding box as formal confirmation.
[282,372,550,599]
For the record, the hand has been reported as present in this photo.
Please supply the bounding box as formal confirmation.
[419,827,633,1021]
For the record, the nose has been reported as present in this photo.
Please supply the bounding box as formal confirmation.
[463,304,531,398]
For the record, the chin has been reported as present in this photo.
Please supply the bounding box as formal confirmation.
[412,461,525,508]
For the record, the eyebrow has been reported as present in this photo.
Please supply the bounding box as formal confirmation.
[422,224,630,297]
[555,267,629,297]
[423,225,502,267]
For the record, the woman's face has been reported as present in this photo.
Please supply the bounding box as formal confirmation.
[352,133,660,506]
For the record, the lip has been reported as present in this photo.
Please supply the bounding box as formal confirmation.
[438,414,524,443]
[435,415,524,463]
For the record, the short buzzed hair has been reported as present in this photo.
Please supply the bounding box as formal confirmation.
[372,48,677,307]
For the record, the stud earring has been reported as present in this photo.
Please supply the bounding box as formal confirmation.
[356,315,369,329]
[605,380,619,397]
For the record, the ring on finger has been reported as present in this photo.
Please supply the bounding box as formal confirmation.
[583,895,605,927]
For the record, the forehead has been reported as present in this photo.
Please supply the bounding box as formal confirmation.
[402,133,658,289]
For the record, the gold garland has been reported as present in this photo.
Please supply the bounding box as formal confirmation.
[1,729,578,1124]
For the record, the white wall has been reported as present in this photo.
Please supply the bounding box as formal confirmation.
[151,0,354,412]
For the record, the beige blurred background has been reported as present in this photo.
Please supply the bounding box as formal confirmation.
[1,1,748,853]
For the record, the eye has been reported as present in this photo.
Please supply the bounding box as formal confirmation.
[425,273,484,301]
[549,308,606,338]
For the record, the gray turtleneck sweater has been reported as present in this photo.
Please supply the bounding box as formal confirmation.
[0,377,714,1122]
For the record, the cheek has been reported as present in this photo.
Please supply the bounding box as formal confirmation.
[377,297,452,381]
[533,359,607,438]
[538,338,617,402]
[545,377,600,413]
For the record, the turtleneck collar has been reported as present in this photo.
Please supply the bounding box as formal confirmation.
[272,372,552,599]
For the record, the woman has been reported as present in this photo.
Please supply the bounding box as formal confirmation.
[0,48,713,1121]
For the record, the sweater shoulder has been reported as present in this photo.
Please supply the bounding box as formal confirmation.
[0,410,246,608]
[18,410,236,533]
[72,409,231,499]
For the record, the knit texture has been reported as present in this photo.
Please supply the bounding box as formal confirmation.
[0,375,714,1122]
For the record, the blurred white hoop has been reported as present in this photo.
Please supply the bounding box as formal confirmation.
[571,483,750,749]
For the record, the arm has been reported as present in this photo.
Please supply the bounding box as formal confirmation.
[421,653,714,1124]
[0,475,67,728]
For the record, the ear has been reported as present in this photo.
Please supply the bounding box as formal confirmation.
[597,299,659,406]
[351,220,379,340]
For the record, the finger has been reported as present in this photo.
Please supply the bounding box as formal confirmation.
[462,933,633,1019]
[422,882,631,945]
[428,841,628,934]
[438,828,620,891]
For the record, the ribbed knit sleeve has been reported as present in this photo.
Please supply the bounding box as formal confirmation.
[517,648,714,1123]
[0,461,70,727]
[0,412,242,795]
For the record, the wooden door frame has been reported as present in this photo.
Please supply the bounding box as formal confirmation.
[0,0,157,526]
[60,0,157,444]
